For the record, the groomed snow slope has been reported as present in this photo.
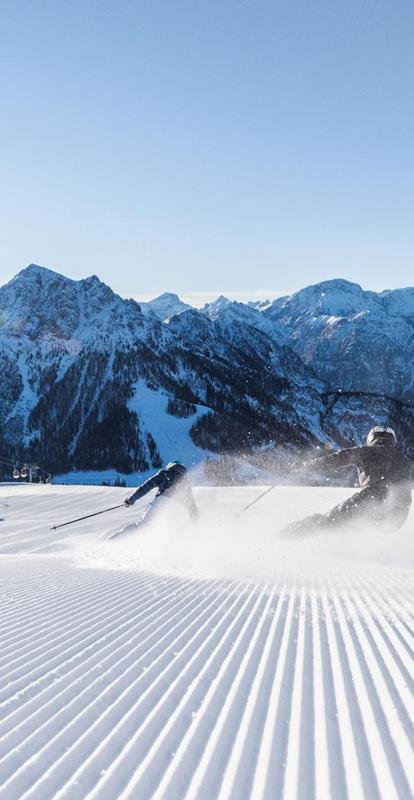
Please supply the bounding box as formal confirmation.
[0,483,413,800]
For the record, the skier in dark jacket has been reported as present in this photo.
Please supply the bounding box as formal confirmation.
[111,461,197,538]
[285,426,412,536]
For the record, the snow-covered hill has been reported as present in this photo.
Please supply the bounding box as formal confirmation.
[0,482,413,799]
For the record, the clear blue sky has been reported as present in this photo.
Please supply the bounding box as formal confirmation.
[1,0,413,299]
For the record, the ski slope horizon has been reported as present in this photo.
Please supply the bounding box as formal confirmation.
[0,483,413,799]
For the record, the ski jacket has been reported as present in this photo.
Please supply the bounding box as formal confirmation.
[312,442,412,490]
[127,464,197,515]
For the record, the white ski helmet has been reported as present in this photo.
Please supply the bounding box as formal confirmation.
[366,426,397,446]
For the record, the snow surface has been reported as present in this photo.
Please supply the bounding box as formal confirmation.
[127,380,211,468]
[0,482,413,799]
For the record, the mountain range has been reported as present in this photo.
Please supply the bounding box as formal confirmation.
[1,264,414,479]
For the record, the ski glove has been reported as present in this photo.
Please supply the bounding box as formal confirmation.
[124,497,134,506]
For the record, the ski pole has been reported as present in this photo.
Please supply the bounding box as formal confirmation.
[235,485,277,517]
[51,503,125,531]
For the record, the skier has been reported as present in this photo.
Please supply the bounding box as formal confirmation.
[285,426,412,536]
[111,461,197,538]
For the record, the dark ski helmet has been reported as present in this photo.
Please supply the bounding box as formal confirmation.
[366,426,397,446]
[166,460,185,469]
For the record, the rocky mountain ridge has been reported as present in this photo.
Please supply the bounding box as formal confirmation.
[146,277,414,399]
[261,278,414,400]
[2,265,414,477]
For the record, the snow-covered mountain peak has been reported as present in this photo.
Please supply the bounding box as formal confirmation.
[0,263,147,344]
[158,291,182,301]
[379,286,414,317]
[0,264,82,339]
[267,278,380,320]
[9,263,77,293]
[258,277,414,399]
[18,262,73,281]
[202,295,232,320]
[82,273,104,288]
[79,273,127,312]
[139,292,192,321]
[166,308,215,341]
[198,296,285,345]
[247,298,274,311]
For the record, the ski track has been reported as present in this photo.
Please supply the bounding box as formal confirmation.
[0,485,413,799]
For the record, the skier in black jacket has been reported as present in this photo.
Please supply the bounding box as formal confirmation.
[285,426,412,535]
[111,461,197,538]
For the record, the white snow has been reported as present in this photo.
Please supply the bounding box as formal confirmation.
[0,482,413,799]
[127,381,212,467]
